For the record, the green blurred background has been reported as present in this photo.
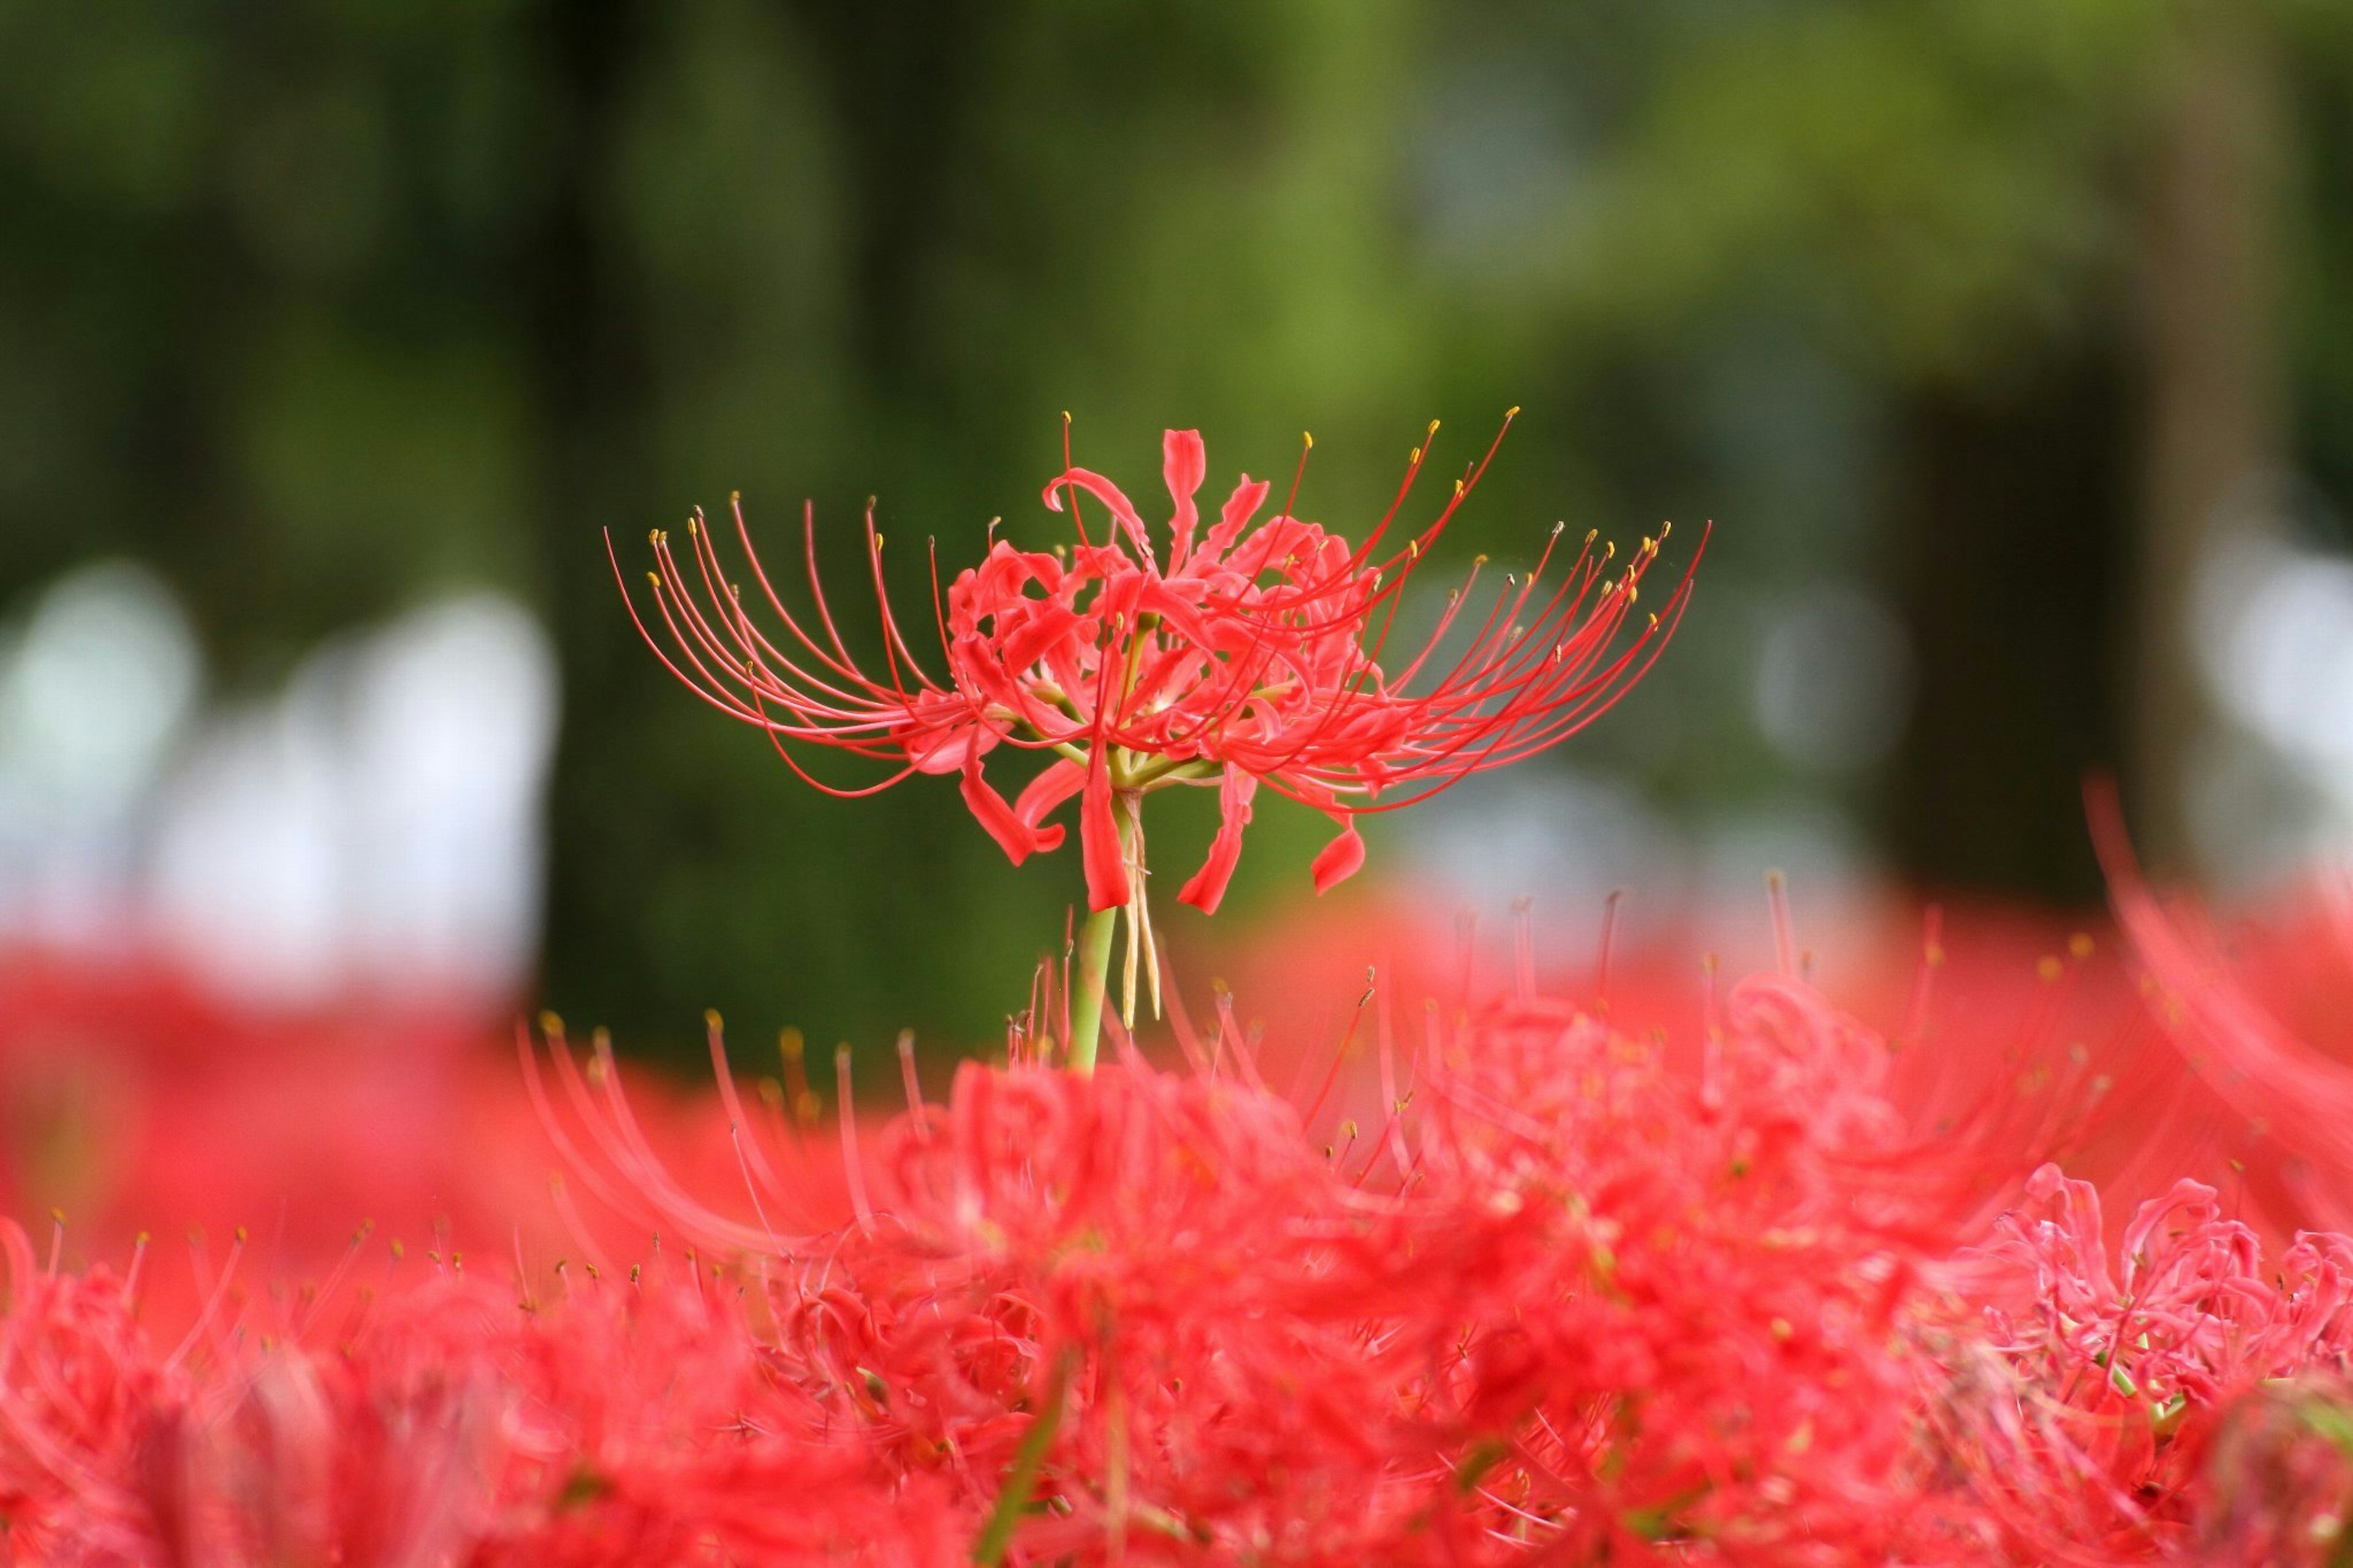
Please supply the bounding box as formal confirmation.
[6,0,2353,1063]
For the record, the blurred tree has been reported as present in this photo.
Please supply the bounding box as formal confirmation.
[8,0,2353,1069]
[2131,0,2291,872]
[1411,0,2341,893]
[0,0,547,673]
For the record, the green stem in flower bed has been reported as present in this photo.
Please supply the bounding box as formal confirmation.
[1068,901,1119,1075]
[972,1349,1075,1566]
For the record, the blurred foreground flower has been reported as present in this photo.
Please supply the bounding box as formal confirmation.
[619,415,1701,1065]
[9,879,2353,1562]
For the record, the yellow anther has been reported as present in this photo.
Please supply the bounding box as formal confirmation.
[1648,613,1659,631]
[1504,405,1520,419]
[648,529,661,545]
[1428,419,1441,435]
[1303,431,1314,449]
[730,489,742,504]
[1472,554,1488,567]
[1659,520,1672,537]
[686,514,698,535]
[1409,447,1421,464]
[1584,528,1597,545]
[646,572,659,589]
[1453,479,1464,496]
[704,1007,723,1031]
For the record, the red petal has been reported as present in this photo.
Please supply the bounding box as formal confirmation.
[1042,467,1152,559]
[903,712,993,776]
[960,751,1059,865]
[1014,757,1086,830]
[1177,768,1256,915]
[1080,747,1131,912]
[998,604,1085,673]
[1199,475,1270,564]
[1163,430,1206,567]
[1309,814,1365,896]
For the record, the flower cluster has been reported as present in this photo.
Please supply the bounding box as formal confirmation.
[0,1223,955,1564]
[15,894,2351,1563]
[1959,1165,2353,1556]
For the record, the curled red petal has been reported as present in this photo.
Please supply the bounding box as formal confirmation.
[1042,467,1152,559]
[960,750,1060,865]
[1177,768,1257,915]
[1015,757,1086,830]
[901,705,992,775]
[1164,429,1206,567]
[1309,813,1365,896]
[1080,748,1131,912]
[1199,475,1270,564]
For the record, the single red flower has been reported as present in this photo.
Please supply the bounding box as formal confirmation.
[617,415,1702,922]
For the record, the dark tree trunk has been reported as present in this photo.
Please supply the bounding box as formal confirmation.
[1892,357,2134,903]
[2130,0,2289,876]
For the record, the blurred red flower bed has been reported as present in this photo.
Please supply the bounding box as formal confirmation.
[7,867,2353,1562]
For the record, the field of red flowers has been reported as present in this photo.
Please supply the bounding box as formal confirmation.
[7,852,2353,1564]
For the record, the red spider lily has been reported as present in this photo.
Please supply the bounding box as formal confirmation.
[1953,1167,2353,1558]
[615,416,1702,922]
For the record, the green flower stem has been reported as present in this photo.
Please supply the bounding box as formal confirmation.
[1067,794,1140,1074]
[1068,901,1120,1074]
[971,1347,1075,1565]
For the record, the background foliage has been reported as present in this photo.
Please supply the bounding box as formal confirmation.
[6,0,2353,1062]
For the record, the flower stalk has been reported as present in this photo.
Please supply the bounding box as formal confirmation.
[1068,902,1119,1074]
